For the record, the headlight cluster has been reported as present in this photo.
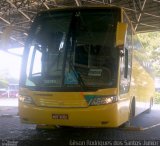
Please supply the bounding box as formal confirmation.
[85,95,117,106]
[19,95,34,104]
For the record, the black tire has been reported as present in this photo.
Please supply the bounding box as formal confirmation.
[146,97,153,113]
[130,98,135,118]
[120,97,135,127]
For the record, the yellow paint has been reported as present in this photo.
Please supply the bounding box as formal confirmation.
[19,101,119,127]
[116,22,128,47]
[19,7,155,128]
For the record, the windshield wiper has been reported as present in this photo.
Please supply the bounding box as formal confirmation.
[69,60,86,91]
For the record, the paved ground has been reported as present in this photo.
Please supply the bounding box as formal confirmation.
[0,98,160,146]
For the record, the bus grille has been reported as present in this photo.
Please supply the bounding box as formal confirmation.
[35,97,88,108]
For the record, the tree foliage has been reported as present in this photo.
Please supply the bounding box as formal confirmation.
[0,69,18,88]
[0,69,9,88]
[138,32,160,76]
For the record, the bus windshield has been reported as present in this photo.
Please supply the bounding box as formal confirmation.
[23,8,120,91]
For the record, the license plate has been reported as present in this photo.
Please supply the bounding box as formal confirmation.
[52,114,68,120]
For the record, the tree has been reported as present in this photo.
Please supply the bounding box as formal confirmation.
[0,69,9,88]
[138,32,160,76]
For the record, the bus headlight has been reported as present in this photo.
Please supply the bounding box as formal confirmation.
[19,95,34,104]
[85,95,117,106]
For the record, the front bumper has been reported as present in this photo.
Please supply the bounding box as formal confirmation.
[19,102,119,127]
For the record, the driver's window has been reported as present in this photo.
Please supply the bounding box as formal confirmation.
[25,45,42,86]
[32,49,42,75]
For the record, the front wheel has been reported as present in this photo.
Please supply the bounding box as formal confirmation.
[120,98,135,127]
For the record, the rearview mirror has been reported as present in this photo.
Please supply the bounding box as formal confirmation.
[116,22,128,49]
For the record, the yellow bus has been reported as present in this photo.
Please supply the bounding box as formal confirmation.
[19,6,154,128]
